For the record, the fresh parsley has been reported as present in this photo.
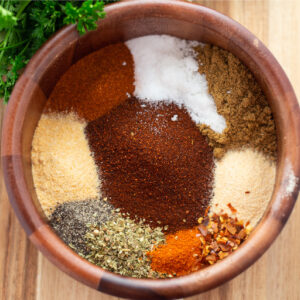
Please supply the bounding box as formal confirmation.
[64,0,106,35]
[0,5,17,30]
[0,0,120,103]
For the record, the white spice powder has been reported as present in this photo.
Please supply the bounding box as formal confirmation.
[210,149,276,226]
[31,113,100,217]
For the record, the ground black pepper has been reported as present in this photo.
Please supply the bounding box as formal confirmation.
[49,199,113,255]
[85,98,215,233]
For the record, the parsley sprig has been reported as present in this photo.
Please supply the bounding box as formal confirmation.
[0,0,119,103]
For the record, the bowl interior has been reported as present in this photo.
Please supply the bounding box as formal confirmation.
[2,1,300,299]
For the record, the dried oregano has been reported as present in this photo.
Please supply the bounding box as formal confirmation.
[83,214,167,278]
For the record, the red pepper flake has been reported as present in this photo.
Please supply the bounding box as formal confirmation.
[227,203,237,214]
[219,243,231,252]
[218,251,229,260]
[245,191,250,194]
[197,224,208,236]
[210,241,219,252]
[225,223,237,235]
[206,254,217,262]
[204,206,210,217]
[237,229,247,239]
[211,222,218,233]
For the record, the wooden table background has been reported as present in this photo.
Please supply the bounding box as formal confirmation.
[1,1,300,299]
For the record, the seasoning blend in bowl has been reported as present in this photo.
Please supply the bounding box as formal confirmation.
[31,34,277,278]
[3,1,300,298]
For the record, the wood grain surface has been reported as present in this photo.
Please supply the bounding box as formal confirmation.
[1,0,300,299]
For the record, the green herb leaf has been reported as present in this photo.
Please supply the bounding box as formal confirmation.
[0,0,120,103]
[63,0,106,35]
[0,5,17,31]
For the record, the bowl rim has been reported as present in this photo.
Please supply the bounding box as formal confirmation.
[2,0,300,299]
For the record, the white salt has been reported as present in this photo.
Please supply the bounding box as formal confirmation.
[126,35,226,133]
[171,114,178,121]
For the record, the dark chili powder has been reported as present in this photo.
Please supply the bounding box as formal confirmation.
[45,43,134,121]
[85,98,214,233]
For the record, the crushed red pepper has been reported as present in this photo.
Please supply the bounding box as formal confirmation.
[227,203,237,214]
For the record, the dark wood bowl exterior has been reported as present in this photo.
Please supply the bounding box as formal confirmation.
[2,0,300,299]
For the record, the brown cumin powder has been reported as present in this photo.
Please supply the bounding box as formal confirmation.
[195,45,277,160]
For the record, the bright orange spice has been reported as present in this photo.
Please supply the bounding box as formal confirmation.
[147,228,203,276]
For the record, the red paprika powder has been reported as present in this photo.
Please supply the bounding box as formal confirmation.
[45,43,134,121]
[85,98,215,233]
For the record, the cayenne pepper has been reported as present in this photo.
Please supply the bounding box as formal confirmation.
[148,227,203,276]
[85,97,214,233]
[45,43,134,121]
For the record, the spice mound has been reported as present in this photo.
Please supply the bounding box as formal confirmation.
[45,43,134,121]
[84,216,166,278]
[196,44,277,160]
[31,113,100,216]
[85,97,215,233]
[210,149,276,226]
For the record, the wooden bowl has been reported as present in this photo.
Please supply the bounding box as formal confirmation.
[2,0,300,299]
